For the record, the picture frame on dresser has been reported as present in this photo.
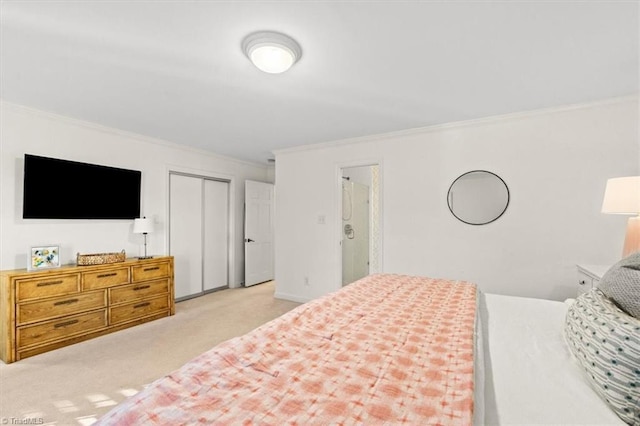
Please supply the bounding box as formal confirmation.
[28,244,61,271]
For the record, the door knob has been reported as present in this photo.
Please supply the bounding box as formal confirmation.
[245,238,254,243]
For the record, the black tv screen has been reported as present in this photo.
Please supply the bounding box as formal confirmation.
[23,154,142,219]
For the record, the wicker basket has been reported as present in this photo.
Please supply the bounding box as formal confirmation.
[77,250,126,266]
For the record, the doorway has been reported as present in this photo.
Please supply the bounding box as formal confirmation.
[340,164,381,286]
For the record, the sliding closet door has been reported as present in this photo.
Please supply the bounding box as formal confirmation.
[170,174,203,299]
[203,179,229,291]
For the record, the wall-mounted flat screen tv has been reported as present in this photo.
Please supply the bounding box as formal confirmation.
[23,154,142,219]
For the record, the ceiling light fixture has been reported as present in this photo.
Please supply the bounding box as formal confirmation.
[242,31,302,74]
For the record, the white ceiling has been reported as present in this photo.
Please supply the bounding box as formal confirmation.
[1,1,638,164]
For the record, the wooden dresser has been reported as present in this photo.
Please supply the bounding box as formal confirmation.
[0,256,174,363]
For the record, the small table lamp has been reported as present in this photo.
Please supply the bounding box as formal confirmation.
[133,216,154,259]
[602,176,640,257]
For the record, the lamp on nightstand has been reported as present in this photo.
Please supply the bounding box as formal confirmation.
[602,176,640,257]
[133,216,154,259]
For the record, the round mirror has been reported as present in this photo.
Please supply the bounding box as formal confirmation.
[447,170,510,225]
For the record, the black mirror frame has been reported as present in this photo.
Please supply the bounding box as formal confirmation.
[447,170,510,226]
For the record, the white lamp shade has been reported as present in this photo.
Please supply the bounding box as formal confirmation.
[601,176,640,214]
[133,217,154,234]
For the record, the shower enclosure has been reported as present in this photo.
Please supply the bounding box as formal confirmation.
[341,175,370,286]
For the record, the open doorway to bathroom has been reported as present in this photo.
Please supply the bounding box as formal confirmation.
[340,164,381,286]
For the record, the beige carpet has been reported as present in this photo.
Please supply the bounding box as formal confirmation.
[0,281,300,425]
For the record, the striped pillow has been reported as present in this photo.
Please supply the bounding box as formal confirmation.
[564,289,640,425]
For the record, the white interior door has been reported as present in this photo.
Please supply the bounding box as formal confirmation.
[244,180,274,286]
[203,179,229,291]
[170,174,203,299]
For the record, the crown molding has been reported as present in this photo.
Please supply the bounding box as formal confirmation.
[274,94,639,157]
[0,100,268,169]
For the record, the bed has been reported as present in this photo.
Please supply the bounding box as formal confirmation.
[481,293,625,425]
[95,271,637,425]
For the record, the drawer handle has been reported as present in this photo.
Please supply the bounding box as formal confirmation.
[133,302,151,309]
[143,267,160,272]
[133,285,151,291]
[97,272,118,278]
[36,280,64,287]
[54,319,79,328]
[54,298,79,306]
[579,280,586,286]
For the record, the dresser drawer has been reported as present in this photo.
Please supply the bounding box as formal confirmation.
[577,271,594,296]
[110,279,169,305]
[132,262,169,282]
[17,310,107,348]
[82,267,130,291]
[110,295,169,325]
[17,290,107,325]
[16,274,80,302]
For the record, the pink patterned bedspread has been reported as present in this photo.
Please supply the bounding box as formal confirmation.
[96,274,478,425]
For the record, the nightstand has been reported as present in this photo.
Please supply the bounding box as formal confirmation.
[576,264,610,297]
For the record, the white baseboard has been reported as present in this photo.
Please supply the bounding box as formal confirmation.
[273,291,312,303]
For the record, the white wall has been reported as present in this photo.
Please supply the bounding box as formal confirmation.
[0,102,270,287]
[274,97,639,302]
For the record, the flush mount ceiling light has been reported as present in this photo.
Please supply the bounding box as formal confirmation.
[242,31,302,74]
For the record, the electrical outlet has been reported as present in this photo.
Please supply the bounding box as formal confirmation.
[304,276,309,286]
